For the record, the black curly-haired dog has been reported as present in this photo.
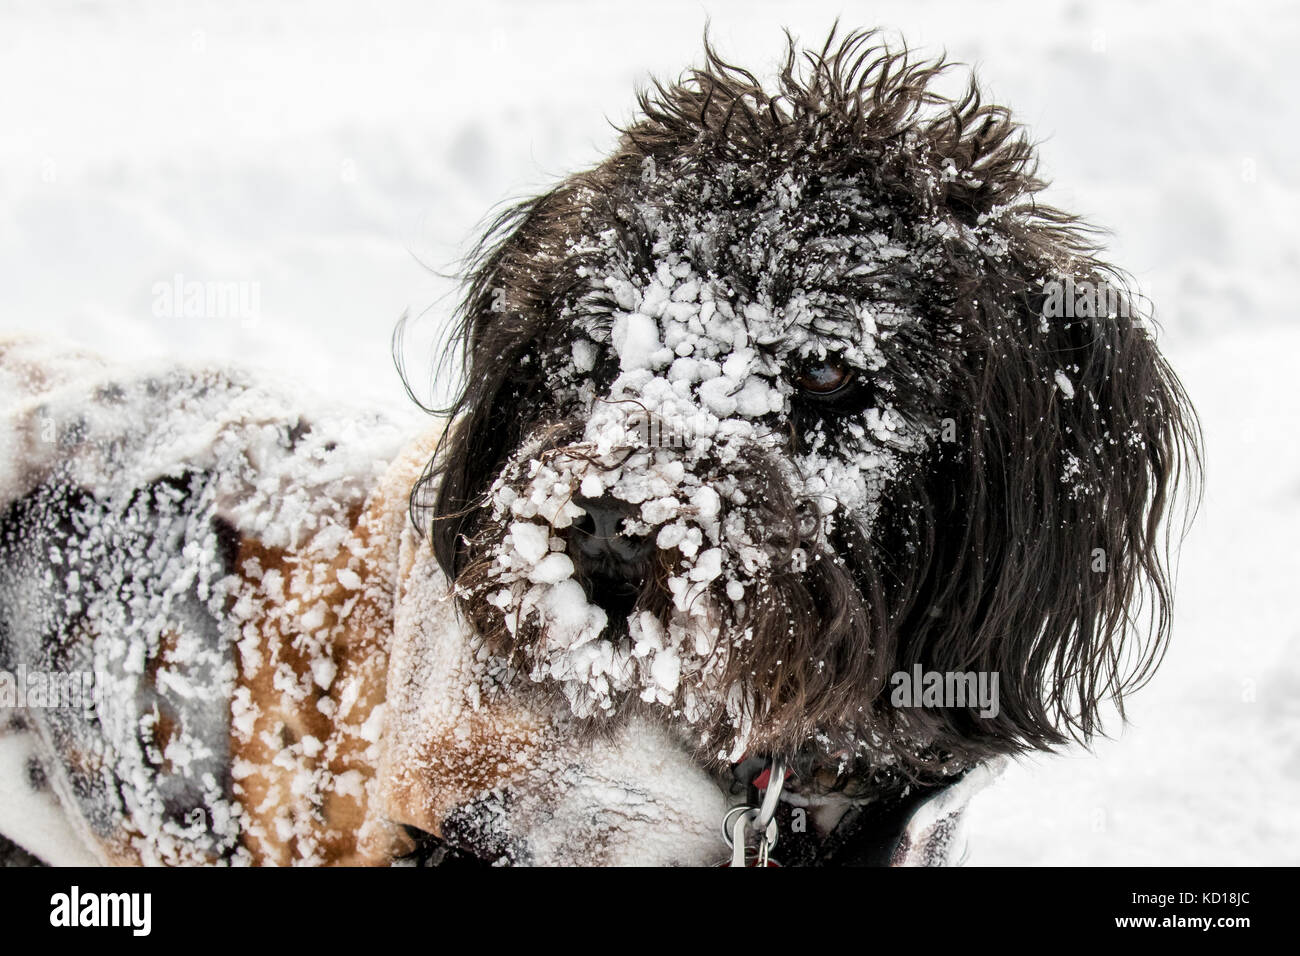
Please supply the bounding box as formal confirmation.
[418,29,1199,778]
[0,28,1198,867]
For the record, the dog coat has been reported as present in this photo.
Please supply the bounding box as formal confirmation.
[0,337,996,866]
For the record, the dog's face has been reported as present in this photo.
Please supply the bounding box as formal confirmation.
[416,32,1199,787]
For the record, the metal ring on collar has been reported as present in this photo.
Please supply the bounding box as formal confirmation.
[721,804,778,852]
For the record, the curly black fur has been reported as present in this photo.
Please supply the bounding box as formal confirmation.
[403,27,1201,788]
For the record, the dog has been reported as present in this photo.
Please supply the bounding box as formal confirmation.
[0,29,1199,866]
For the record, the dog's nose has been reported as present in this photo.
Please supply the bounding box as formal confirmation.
[570,495,654,568]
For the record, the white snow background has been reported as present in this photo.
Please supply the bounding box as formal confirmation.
[2,0,1297,864]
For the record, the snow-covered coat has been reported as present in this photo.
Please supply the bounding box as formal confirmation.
[0,337,997,866]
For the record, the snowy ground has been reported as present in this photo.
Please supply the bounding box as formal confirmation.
[2,0,1297,864]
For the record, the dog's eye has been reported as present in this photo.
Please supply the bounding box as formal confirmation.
[793,359,854,396]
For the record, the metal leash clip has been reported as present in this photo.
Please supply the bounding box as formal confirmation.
[717,757,786,867]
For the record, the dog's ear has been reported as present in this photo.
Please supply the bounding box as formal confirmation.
[410,175,631,578]
[899,223,1201,757]
[408,192,564,578]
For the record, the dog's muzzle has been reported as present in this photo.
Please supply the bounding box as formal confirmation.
[567,493,655,624]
